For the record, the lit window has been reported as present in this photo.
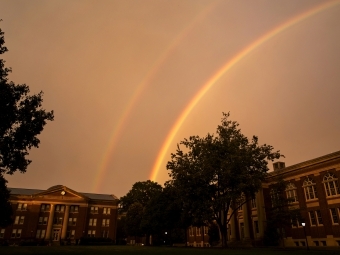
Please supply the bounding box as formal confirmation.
[41,204,50,212]
[36,230,41,239]
[38,216,48,225]
[102,219,110,227]
[14,216,19,224]
[11,229,22,238]
[0,229,5,238]
[53,217,63,225]
[286,183,298,202]
[87,230,95,237]
[89,218,97,226]
[196,227,201,236]
[19,216,25,224]
[90,207,98,214]
[330,208,339,224]
[103,207,111,215]
[40,230,45,239]
[68,218,77,226]
[67,230,75,239]
[323,173,340,197]
[55,205,65,212]
[204,226,208,235]
[303,177,318,200]
[102,230,109,238]
[17,203,27,211]
[70,206,79,213]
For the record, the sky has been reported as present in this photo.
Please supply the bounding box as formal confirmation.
[1,0,340,198]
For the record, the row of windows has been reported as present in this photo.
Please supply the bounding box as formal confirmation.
[17,203,112,214]
[188,226,208,236]
[87,230,110,238]
[88,218,110,227]
[271,173,340,205]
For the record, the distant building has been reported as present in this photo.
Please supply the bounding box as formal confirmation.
[0,185,119,244]
[187,150,340,247]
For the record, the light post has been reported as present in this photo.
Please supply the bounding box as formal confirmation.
[301,222,309,250]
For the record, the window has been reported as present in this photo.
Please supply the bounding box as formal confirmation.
[292,219,303,228]
[254,220,259,234]
[17,203,27,211]
[323,173,340,196]
[55,205,65,212]
[102,230,109,238]
[90,206,98,214]
[38,217,48,225]
[204,226,208,235]
[196,227,201,236]
[102,219,110,227]
[11,229,21,238]
[316,210,323,225]
[87,230,95,237]
[41,204,50,212]
[330,208,339,224]
[36,230,41,238]
[103,207,111,214]
[89,218,97,226]
[309,211,317,226]
[68,218,77,226]
[66,230,75,239]
[286,183,298,202]
[0,229,5,238]
[14,216,26,225]
[303,177,318,200]
[251,198,257,208]
[70,205,79,213]
[189,227,193,236]
[53,217,63,225]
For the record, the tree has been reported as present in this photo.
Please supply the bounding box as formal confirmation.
[125,202,144,238]
[0,24,54,227]
[167,112,282,247]
[264,176,301,246]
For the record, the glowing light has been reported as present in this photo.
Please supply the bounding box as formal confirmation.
[150,0,340,182]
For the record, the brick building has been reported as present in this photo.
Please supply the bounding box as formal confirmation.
[187,150,340,247]
[0,185,119,245]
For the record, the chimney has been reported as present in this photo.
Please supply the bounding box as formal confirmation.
[273,161,285,171]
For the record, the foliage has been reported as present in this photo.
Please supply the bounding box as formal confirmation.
[264,176,301,246]
[125,202,144,237]
[208,223,220,246]
[167,112,282,247]
[0,174,13,227]
[0,24,54,227]
[119,180,162,212]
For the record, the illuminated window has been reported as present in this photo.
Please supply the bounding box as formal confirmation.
[70,206,79,213]
[303,177,318,200]
[102,230,109,238]
[87,230,95,237]
[68,217,77,226]
[103,207,111,214]
[286,183,298,202]
[196,227,201,236]
[89,218,97,226]
[53,217,63,225]
[11,229,22,238]
[55,205,65,212]
[41,204,51,212]
[90,207,98,214]
[17,203,27,211]
[0,229,5,238]
[102,219,110,227]
[67,230,75,239]
[323,173,340,197]
[204,226,208,235]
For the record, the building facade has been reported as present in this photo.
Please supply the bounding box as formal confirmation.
[187,150,340,247]
[0,185,119,245]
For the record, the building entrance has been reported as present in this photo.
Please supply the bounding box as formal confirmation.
[52,229,60,241]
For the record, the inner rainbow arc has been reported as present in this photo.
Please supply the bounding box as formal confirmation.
[149,0,340,182]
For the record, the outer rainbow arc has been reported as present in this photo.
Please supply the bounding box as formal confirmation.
[92,1,221,192]
[149,0,340,182]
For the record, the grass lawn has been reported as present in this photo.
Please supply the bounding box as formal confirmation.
[0,246,339,255]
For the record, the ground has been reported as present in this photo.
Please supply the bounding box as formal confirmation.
[0,246,339,255]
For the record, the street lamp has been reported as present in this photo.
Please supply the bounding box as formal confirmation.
[301,222,309,250]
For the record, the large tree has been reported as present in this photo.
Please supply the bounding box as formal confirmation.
[0,24,54,227]
[167,112,283,247]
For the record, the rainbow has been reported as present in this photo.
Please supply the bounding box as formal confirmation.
[92,1,220,192]
[149,0,340,182]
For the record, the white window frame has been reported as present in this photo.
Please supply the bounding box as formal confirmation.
[286,183,298,203]
[330,208,339,224]
[323,173,340,197]
[303,177,318,200]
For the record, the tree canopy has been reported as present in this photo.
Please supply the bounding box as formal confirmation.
[0,24,54,227]
[166,112,283,247]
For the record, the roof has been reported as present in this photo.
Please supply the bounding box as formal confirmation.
[8,187,118,201]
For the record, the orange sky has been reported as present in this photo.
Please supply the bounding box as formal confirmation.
[1,0,340,197]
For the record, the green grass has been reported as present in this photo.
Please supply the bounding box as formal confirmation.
[0,246,339,255]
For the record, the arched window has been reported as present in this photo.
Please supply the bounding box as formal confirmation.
[323,173,340,197]
[286,183,298,202]
[302,177,317,200]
